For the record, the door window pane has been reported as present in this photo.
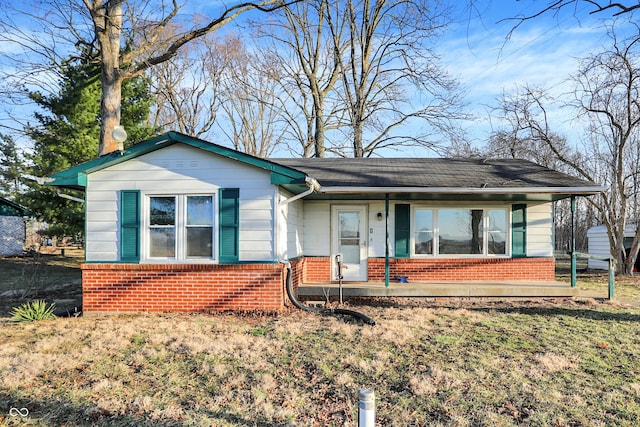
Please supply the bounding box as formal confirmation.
[439,209,483,255]
[414,209,433,254]
[339,211,360,264]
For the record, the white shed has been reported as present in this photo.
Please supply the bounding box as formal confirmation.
[0,197,30,256]
[587,223,638,270]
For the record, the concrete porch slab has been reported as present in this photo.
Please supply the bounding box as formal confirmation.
[297,281,578,298]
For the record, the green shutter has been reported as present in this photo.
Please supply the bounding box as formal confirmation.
[219,188,240,263]
[394,204,410,258]
[512,204,527,257]
[120,190,140,262]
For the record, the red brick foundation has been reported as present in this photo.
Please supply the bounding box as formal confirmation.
[81,263,285,313]
[81,257,555,313]
[292,256,556,283]
[372,257,556,281]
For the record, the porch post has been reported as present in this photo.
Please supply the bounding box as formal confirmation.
[385,194,390,287]
[571,195,577,288]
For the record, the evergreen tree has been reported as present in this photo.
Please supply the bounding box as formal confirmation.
[22,57,156,238]
[0,133,25,200]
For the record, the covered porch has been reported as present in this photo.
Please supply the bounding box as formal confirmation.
[297,280,578,299]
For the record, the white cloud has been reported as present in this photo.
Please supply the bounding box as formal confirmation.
[441,8,612,145]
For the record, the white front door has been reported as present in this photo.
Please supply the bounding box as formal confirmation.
[332,206,368,282]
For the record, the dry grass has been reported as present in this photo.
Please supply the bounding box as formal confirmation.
[1,300,640,426]
[1,253,640,425]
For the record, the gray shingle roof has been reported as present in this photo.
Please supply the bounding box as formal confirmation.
[272,158,598,190]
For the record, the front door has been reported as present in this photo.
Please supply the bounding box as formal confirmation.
[332,206,368,282]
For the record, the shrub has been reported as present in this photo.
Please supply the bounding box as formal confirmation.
[10,300,57,322]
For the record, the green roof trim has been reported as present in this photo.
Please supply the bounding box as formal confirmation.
[0,197,30,217]
[46,131,308,190]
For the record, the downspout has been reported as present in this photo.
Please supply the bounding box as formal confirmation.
[279,176,320,207]
[277,177,375,325]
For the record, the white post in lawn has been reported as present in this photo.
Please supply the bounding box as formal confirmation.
[358,388,375,426]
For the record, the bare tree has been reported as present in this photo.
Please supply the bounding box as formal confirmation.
[216,37,288,157]
[329,0,465,157]
[0,0,296,157]
[259,0,465,158]
[496,28,640,274]
[256,0,345,157]
[149,32,229,139]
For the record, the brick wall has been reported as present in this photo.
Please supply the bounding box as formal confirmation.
[81,263,285,313]
[301,257,332,283]
[369,257,555,282]
[81,257,555,313]
[286,256,555,283]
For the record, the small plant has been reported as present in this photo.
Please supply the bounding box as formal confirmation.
[10,300,57,322]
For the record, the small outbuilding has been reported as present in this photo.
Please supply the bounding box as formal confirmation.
[0,197,30,257]
[587,223,639,271]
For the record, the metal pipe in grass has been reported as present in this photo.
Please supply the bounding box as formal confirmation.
[282,261,375,326]
[358,388,376,427]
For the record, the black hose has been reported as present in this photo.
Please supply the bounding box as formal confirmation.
[283,262,375,326]
[54,306,82,318]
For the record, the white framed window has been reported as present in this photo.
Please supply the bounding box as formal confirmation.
[412,207,509,257]
[146,194,215,261]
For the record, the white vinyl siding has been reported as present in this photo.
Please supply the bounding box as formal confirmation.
[302,202,331,256]
[526,202,554,257]
[587,224,637,270]
[85,144,275,262]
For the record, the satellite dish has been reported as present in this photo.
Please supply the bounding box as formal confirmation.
[112,125,127,150]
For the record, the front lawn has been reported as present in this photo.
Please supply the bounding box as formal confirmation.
[1,300,639,426]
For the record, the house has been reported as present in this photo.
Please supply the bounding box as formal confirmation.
[46,132,602,313]
[0,197,29,256]
[587,224,639,272]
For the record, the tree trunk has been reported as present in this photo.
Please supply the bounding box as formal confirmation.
[100,68,123,156]
[353,120,364,157]
[91,0,125,157]
[314,99,325,157]
[623,224,640,275]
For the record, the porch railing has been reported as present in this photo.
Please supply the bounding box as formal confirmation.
[570,251,615,300]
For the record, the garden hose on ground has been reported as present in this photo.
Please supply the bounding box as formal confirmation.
[282,261,375,326]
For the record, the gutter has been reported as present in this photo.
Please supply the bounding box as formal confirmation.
[279,176,320,206]
[315,186,605,195]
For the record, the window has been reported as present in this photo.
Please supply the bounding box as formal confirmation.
[149,196,176,257]
[412,207,509,257]
[414,209,434,255]
[487,209,507,255]
[438,209,483,255]
[147,195,214,260]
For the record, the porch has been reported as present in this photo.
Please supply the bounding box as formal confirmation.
[297,280,578,299]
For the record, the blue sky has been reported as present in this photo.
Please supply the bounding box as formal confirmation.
[441,0,622,149]
[0,0,630,155]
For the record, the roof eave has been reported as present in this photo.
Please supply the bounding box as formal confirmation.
[317,185,604,196]
[45,131,306,189]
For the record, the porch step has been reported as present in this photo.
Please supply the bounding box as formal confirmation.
[297,281,578,298]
